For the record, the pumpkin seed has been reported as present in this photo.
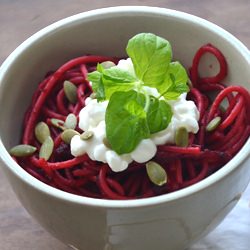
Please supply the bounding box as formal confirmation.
[64,113,77,129]
[64,80,77,104]
[35,122,50,143]
[146,161,167,186]
[206,116,221,132]
[175,127,189,147]
[39,136,54,160]
[102,137,112,148]
[187,78,193,87]
[61,129,80,144]
[100,61,116,69]
[80,131,94,140]
[219,105,226,113]
[89,93,97,99]
[51,118,65,130]
[9,144,37,157]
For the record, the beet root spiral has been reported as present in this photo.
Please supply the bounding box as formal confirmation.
[13,45,250,200]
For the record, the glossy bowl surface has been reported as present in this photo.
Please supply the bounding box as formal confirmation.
[0,6,250,250]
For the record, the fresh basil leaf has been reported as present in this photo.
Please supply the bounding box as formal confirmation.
[168,61,189,90]
[87,71,106,101]
[101,67,137,99]
[88,64,137,101]
[97,63,105,72]
[103,67,137,83]
[158,61,189,100]
[126,33,172,88]
[105,90,150,154]
[147,96,173,133]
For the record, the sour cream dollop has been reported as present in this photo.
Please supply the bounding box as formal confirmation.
[71,59,199,172]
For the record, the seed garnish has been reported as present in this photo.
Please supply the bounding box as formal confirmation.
[50,118,65,130]
[175,127,189,147]
[80,131,94,140]
[64,80,77,104]
[100,61,116,69]
[64,113,77,130]
[206,116,221,132]
[146,161,167,186]
[89,93,97,99]
[61,129,80,144]
[9,144,37,157]
[102,137,112,148]
[39,136,54,160]
[35,121,50,143]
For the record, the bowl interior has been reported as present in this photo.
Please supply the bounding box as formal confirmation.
[0,7,250,204]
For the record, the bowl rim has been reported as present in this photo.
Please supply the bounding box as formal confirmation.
[0,6,250,208]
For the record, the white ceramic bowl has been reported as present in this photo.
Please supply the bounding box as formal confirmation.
[0,6,250,250]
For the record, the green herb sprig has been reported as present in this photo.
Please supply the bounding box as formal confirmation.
[88,33,189,155]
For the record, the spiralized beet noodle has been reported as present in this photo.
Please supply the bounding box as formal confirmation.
[14,45,250,200]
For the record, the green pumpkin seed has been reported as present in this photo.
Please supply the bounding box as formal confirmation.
[80,131,94,140]
[39,136,54,160]
[51,118,65,130]
[35,122,50,144]
[89,93,97,99]
[64,113,77,130]
[64,80,77,104]
[219,105,226,113]
[9,144,37,157]
[206,116,221,132]
[61,129,80,144]
[103,137,112,149]
[100,61,116,69]
[146,161,167,186]
[175,127,189,147]
[187,78,193,87]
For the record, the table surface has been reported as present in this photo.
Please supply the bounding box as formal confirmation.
[0,1,250,249]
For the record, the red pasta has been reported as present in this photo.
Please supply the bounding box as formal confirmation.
[14,45,250,200]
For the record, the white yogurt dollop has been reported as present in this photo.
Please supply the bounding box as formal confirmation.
[71,58,199,172]
[151,93,199,145]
